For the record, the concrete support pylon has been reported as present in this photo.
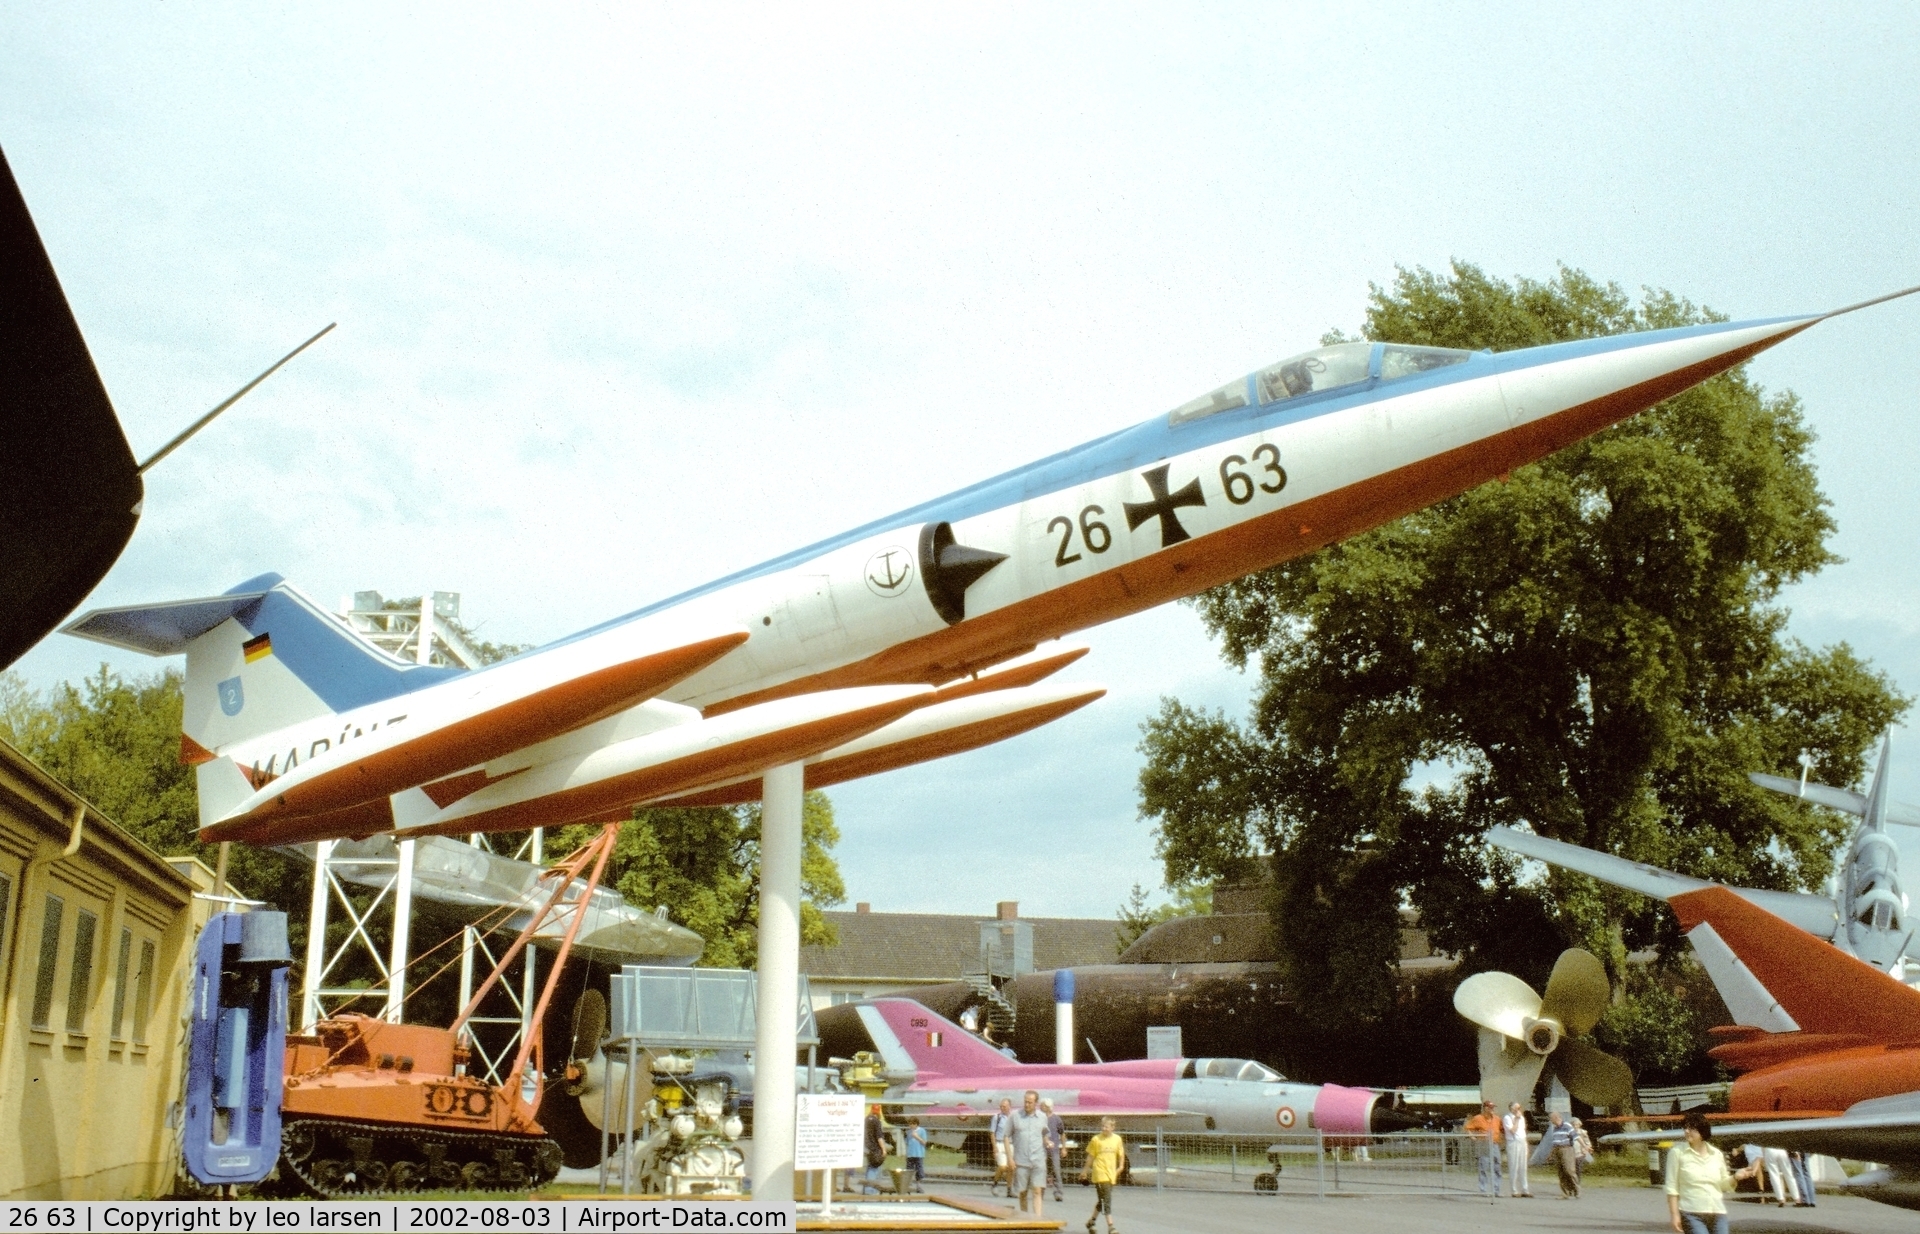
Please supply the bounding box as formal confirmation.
[751,762,804,1202]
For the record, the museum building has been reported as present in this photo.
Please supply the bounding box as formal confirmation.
[0,737,225,1198]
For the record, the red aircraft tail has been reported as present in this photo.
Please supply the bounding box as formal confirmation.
[1669,886,1920,1042]
[857,998,1023,1078]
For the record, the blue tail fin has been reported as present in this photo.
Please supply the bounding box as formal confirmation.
[64,573,461,756]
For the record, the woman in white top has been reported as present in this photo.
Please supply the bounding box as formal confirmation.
[1665,1114,1758,1234]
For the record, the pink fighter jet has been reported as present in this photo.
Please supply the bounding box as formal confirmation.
[848,998,1419,1139]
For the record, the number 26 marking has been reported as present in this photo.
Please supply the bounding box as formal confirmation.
[1049,505,1113,567]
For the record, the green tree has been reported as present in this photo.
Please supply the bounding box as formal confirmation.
[1113,881,1213,955]
[0,665,305,907]
[551,791,846,969]
[1138,262,1905,1048]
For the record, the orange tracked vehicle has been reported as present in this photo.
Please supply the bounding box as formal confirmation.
[271,826,620,1197]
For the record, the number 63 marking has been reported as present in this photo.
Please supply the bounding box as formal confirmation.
[1219,443,1286,505]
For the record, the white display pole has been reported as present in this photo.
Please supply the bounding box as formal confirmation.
[1054,968,1075,1064]
[384,837,416,1021]
[300,838,334,1031]
[752,762,804,1203]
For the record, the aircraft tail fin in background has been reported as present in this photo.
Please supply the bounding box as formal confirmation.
[1668,886,1920,1042]
[63,573,461,759]
[856,999,1023,1078]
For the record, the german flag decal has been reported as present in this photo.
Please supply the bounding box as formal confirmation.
[243,632,273,663]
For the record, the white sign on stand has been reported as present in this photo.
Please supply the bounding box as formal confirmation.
[795,1093,866,1171]
[1146,1025,1183,1059]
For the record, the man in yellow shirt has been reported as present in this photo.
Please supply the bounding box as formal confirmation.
[1664,1113,1758,1234]
[1082,1116,1126,1234]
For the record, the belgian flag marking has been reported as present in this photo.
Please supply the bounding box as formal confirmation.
[242,632,273,663]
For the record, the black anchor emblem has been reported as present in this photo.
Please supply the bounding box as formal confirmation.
[1123,464,1207,547]
[865,546,914,596]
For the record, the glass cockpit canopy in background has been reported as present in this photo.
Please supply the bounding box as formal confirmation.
[1168,341,1475,427]
[1183,1058,1286,1083]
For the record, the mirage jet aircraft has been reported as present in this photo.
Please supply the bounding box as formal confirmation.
[57,231,1920,843]
[841,997,1420,1140]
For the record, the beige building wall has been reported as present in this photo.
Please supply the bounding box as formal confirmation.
[0,739,219,1199]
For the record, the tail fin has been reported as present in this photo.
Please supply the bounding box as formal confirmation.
[855,999,1022,1078]
[1670,886,1920,1042]
[64,574,460,823]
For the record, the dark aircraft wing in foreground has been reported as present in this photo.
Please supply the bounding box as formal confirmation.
[0,144,141,670]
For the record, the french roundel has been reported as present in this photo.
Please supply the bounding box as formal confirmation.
[1275,1106,1295,1128]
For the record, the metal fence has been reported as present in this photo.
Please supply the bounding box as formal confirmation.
[927,1131,1510,1199]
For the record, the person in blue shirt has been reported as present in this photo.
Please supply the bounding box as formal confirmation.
[1539,1111,1580,1198]
[904,1118,928,1193]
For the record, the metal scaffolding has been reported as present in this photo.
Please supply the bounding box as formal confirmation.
[455,828,545,1085]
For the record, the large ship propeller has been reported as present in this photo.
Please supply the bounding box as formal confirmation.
[1453,948,1633,1110]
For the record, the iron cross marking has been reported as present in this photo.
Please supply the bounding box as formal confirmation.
[1123,463,1207,547]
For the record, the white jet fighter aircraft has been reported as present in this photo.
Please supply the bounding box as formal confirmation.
[64,288,1919,846]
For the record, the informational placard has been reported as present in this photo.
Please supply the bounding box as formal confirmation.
[1146,1024,1183,1059]
[795,1091,867,1171]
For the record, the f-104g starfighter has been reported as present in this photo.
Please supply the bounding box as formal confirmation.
[65,286,1918,845]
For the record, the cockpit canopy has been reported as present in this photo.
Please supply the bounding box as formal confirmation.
[1182,1057,1285,1083]
[1168,341,1475,427]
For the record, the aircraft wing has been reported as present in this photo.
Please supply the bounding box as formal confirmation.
[905,1105,1210,1133]
[1486,827,1842,940]
[1604,1094,1920,1166]
[1749,772,1920,827]
[0,145,142,670]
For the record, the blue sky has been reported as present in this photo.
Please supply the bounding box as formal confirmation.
[6,4,1919,919]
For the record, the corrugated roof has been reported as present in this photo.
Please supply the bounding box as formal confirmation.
[801,910,1122,981]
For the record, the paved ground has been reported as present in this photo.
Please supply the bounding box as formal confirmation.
[937,1180,1914,1233]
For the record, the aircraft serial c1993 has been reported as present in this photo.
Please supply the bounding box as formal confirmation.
[56,239,1919,845]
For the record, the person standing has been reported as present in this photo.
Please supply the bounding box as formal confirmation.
[1082,1117,1125,1234]
[1572,1117,1594,1182]
[1502,1101,1531,1197]
[1541,1111,1580,1198]
[989,1098,1015,1197]
[1008,1090,1051,1216]
[1042,1097,1066,1202]
[1788,1151,1816,1207]
[1761,1145,1800,1206]
[863,1103,889,1194]
[1464,1100,1504,1197]
[903,1118,928,1193]
[1665,1112,1757,1234]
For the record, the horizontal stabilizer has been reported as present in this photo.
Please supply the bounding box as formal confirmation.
[1485,826,1842,940]
[64,586,275,656]
[1748,772,1920,827]
[212,621,751,830]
